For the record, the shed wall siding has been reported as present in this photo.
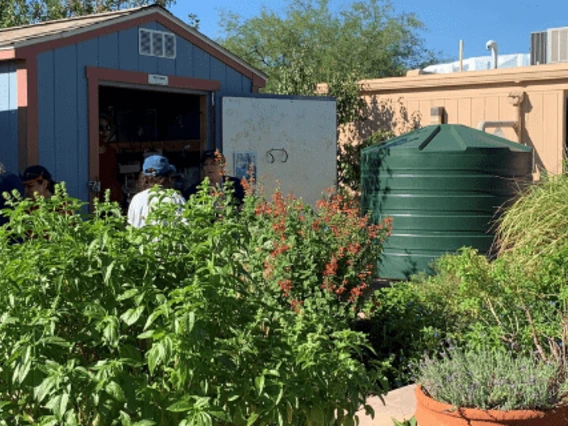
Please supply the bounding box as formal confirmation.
[36,20,253,201]
[0,61,18,173]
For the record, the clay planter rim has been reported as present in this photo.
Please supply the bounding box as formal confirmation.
[415,384,568,422]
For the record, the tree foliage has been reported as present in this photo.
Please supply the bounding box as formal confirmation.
[0,0,176,28]
[218,0,438,93]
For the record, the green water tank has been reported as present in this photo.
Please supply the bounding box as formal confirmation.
[361,124,533,280]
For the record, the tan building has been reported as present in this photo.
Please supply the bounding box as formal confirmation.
[339,62,568,175]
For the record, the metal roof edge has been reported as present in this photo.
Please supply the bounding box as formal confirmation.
[9,7,157,50]
[359,62,568,93]
[0,5,150,34]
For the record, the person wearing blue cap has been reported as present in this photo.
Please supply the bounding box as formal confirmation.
[127,155,185,228]
[0,162,24,227]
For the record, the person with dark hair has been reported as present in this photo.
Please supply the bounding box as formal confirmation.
[127,155,185,228]
[99,114,123,204]
[0,162,24,227]
[183,150,244,206]
[20,165,56,200]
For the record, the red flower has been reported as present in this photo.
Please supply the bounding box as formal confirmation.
[272,219,286,233]
[321,279,336,293]
[255,201,273,216]
[278,279,293,297]
[271,244,290,257]
[323,256,338,276]
[347,243,361,255]
[263,261,274,279]
[290,298,303,313]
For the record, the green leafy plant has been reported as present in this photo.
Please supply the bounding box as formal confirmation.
[392,417,416,426]
[417,348,566,410]
[0,183,388,425]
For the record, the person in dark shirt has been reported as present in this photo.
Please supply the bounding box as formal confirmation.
[21,165,56,200]
[0,162,24,227]
[99,114,123,204]
[183,150,244,206]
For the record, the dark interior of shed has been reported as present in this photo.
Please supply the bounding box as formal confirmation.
[98,86,207,203]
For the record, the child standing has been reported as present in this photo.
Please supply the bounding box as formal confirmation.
[127,155,185,228]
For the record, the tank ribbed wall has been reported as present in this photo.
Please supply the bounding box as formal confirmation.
[361,125,533,280]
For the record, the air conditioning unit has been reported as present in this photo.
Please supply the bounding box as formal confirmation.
[530,27,568,65]
[548,27,568,63]
[530,31,547,65]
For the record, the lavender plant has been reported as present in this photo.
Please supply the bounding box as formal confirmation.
[417,348,566,410]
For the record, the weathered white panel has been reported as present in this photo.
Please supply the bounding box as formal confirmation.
[222,96,337,206]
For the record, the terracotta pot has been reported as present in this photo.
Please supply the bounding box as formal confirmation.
[414,385,568,426]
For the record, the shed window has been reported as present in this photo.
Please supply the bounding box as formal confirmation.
[139,28,176,59]
[164,33,176,59]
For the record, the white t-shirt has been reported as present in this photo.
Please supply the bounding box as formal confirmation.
[127,187,185,228]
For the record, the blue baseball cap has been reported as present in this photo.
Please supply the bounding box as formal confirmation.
[142,155,176,177]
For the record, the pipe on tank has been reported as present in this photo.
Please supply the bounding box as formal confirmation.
[486,40,498,69]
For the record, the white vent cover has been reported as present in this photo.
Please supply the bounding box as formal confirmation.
[139,28,176,59]
[548,27,568,63]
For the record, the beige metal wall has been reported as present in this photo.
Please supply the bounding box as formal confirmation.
[339,63,568,174]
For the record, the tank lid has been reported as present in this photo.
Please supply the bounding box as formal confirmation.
[364,124,533,153]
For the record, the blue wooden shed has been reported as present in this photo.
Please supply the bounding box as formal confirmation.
[0,5,267,203]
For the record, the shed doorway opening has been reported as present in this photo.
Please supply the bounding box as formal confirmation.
[98,85,208,210]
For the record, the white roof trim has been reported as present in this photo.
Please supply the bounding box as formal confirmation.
[12,6,267,80]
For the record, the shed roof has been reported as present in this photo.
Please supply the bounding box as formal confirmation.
[0,7,145,48]
[0,5,268,81]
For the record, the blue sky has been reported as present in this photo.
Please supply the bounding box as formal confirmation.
[170,0,568,63]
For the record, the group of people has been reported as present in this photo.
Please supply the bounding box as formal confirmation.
[0,149,245,229]
[0,111,245,230]
[0,163,59,226]
[127,151,245,228]
[95,113,244,228]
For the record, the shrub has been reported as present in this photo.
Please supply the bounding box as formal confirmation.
[238,185,392,322]
[365,176,568,387]
[0,185,388,425]
[496,174,568,260]
[360,250,484,388]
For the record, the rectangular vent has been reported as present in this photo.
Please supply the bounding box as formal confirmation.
[139,29,152,56]
[530,31,547,65]
[139,28,176,59]
[548,27,568,63]
[152,32,164,57]
[164,33,176,59]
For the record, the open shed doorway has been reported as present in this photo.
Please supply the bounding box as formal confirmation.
[98,85,207,210]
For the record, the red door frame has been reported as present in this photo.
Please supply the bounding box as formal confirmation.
[86,66,220,203]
